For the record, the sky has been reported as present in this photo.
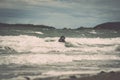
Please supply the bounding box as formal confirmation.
[0,0,120,29]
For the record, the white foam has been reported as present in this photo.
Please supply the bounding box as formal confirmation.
[42,70,98,76]
[0,35,120,53]
[23,30,44,35]
[34,31,44,34]
[1,76,27,80]
[66,37,120,45]
[0,35,64,53]
[0,54,119,65]
[89,30,97,34]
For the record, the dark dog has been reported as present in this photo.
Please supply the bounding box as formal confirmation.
[58,36,65,42]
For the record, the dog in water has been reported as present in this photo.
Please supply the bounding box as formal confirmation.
[58,36,65,42]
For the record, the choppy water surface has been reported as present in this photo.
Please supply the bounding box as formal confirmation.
[0,27,120,80]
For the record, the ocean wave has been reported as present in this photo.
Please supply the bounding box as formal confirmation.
[34,31,44,34]
[89,30,97,34]
[115,45,120,51]
[0,54,119,65]
[0,35,120,53]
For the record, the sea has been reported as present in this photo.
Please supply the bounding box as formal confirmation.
[0,26,120,80]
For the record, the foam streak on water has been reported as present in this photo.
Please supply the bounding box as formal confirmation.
[0,54,119,65]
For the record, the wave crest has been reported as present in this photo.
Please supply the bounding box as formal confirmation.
[0,35,120,53]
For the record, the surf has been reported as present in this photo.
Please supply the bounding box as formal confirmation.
[0,35,120,54]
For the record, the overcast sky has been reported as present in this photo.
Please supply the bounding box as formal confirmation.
[0,0,120,28]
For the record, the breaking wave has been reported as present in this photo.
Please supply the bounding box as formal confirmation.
[0,54,120,65]
[0,35,120,54]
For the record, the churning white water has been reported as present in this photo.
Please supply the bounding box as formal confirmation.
[0,29,120,80]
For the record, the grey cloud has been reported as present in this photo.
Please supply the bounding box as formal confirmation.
[0,0,120,28]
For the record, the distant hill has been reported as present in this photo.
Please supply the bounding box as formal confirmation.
[76,27,92,30]
[94,22,120,30]
[0,23,56,29]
